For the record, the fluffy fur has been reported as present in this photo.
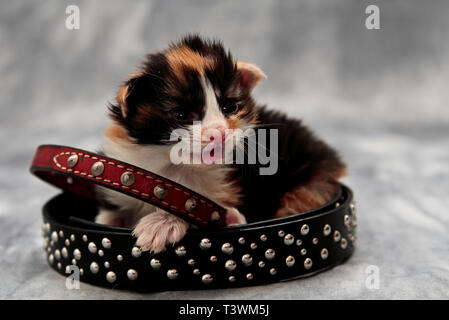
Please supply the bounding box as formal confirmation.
[97,35,346,253]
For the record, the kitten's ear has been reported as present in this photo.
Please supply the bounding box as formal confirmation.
[236,61,266,91]
[116,72,143,119]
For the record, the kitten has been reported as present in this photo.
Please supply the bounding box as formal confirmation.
[96,35,346,253]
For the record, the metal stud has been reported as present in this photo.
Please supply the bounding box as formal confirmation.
[117,254,123,262]
[131,246,142,258]
[344,214,351,227]
[349,201,356,214]
[335,202,340,208]
[88,242,97,254]
[284,234,294,246]
[193,269,200,275]
[258,261,265,268]
[120,171,135,186]
[199,238,211,250]
[72,259,76,265]
[73,249,81,260]
[104,261,110,268]
[250,243,257,250]
[210,211,220,222]
[153,184,168,200]
[65,265,71,273]
[54,249,61,260]
[102,238,111,249]
[67,154,78,168]
[238,237,245,244]
[270,268,277,275]
[70,234,75,241]
[57,262,62,270]
[286,255,295,267]
[246,273,253,280]
[323,224,332,236]
[300,224,310,236]
[333,230,341,242]
[210,256,217,262]
[312,237,319,245]
[202,274,213,284]
[90,262,99,274]
[221,243,233,255]
[260,234,267,242]
[64,239,70,246]
[229,276,236,282]
[242,254,253,266]
[51,231,58,242]
[301,248,307,256]
[304,258,313,270]
[296,239,302,246]
[278,230,285,237]
[175,246,186,257]
[59,230,64,238]
[91,161,104,176]
[106,271,116,283]
[225,260,237,272]
[265,249,275,260]
[321,248,329,260]
[82,235,88,242]
[98,250,104,257]
[185,198,197,212]
[61,247,68,259]
[167,269,178,280]
[127,269,138,280]
[341,238,348,249]
[349,233,356,244]
[150,259,161,270]
[188,259,195,266]
[80,268,84,276]
[48,254,54,264]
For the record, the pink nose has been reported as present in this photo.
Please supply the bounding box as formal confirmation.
[203,125,227,143]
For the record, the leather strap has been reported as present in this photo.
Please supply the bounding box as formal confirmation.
[30,145,227,228]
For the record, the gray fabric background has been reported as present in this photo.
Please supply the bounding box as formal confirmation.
[1,0,448,299]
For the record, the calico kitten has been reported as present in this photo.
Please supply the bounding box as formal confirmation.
[96,35,346,253]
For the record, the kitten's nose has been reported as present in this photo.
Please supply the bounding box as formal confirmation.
[202,124,227,143]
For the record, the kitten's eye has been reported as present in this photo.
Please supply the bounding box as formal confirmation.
[173,110,188,120]
[222,103,239,115]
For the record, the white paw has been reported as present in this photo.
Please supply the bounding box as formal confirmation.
[132,210,189,253]
[225,207,247,226]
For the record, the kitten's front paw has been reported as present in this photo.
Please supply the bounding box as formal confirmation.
[132,210,188,253]
[225,207,247,226]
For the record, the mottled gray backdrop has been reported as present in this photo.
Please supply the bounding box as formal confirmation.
[1,0,448,299]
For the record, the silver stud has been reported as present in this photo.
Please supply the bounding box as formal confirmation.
[79,268,84,276]
[341,238,348,249]
[210,211,220,222]
[250,243,257,250]
[61,247,68,259]
[57,262,62,270]
[185,198,197,212]
[71,259,76,265]
[88,242,97,254]
[323,224,332,236]
[349,234,356,244]
[59,230,64,238]
[67,154,78,168]
[238,237,245,244]
[284,234,294,246]
[193,269,200,275]
[265,248,275,260]
[296,239,302,246]
[167,269,178,280]
[202,274,213,284]
[225,260,237,271]
[210,255,217,262]
[106,271,116,283]
[48,254,54,264]
[98,250,104,257]
[153,184,168,200]
[270,268,277,275]
[199,238,211,250]
[70,234,75,241]
[260,234,267,242]
[246,273,253,280]
[304,258,313,270]
[301,248,307,256]
[120,171,135,186]
[242,254,253,266]
[104,261,110,268]
[349,201,356,214]
[90,262,99,274]
[91,161,104,176]
[333,230,341,242]
[229,276,236,282]
[117,254,123,262]
[321,248,329,260]
[301,224,310,236]
[51,231,58,242]
[221,243,233,255]
[335,202,340,208]
[73,249,81,260]
[65,265,71,273]
[258,261,265,268]
[175,246,186,257]
[54,249,61,260]
[131,246,142,258]
[82,234,88,242]
[278,230,285,237]
[127,269,138,280]
[102,238,111,249]
[150,258,161,270]
[286,255,295,267]
[188,259,195,266]
[64,239,70,246]
[312,237,319,245]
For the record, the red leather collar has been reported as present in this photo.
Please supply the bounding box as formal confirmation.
[30,145,227,228]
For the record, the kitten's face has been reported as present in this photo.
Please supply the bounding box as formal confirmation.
[109,35,265,162]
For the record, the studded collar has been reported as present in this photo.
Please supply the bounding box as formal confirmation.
[31,145,356,290]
